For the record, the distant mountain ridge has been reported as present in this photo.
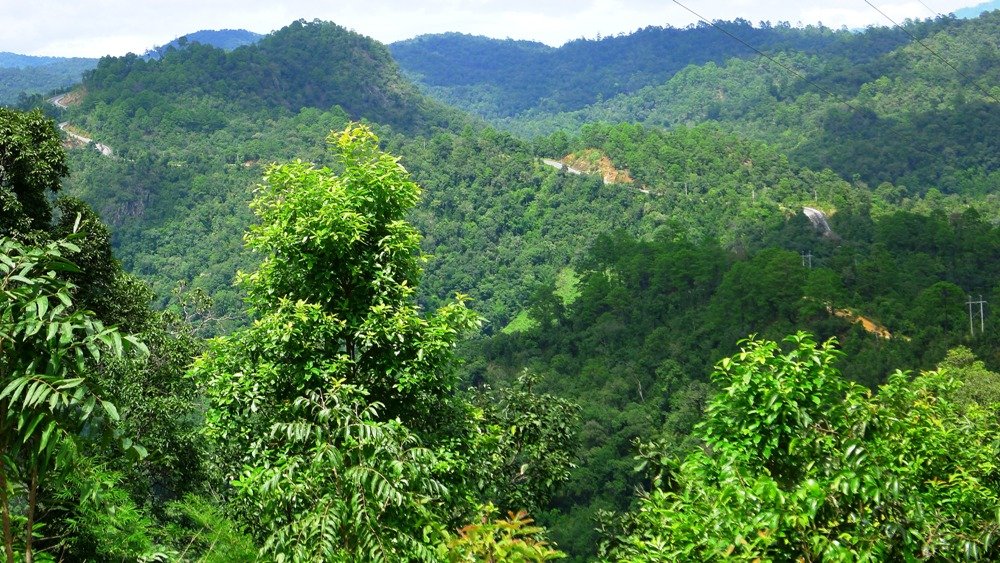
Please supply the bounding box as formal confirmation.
[0,52,96,69]
[955,2,1000,18]
[495,11,1000,194]
[145,29,263,59]
[388,20,942,118]
[0,55,98,106]
[0,29,263,106]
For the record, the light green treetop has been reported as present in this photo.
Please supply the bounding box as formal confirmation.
[610,332,1000,562]
[194,124,483,561]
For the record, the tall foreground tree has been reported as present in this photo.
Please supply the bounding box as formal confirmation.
[194,125,484,560]
[1,105,247,561]
[0,235,143,562]
[610,333,1000,561]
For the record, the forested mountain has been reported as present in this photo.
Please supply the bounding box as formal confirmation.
[499,12,1000,198]
[3,9,999,561]
[32,12,1000,331]
[0,29,262,105]
[53,18,867,331]
[389,17,957,118]
[80,19,462,133]
[58,61,869,334]
[55,19,469,322]
[395,13,1000,200]
[0,55,97,105]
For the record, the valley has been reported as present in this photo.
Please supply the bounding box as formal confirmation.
[0,9,998,562]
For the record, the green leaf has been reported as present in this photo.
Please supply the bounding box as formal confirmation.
[101,400,120,421]
[35,295,48,319]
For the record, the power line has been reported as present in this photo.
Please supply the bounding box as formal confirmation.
[915,0,942,18]
[669,0,861,113]
[863,0,1000,105]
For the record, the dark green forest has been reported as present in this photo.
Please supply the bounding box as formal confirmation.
[0,56,97,106]
[1,10,998,562]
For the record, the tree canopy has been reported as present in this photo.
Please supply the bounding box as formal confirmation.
[609,333,1000,561]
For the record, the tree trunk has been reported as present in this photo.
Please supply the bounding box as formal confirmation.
[24,466,36,563]
[0,467,13,563]
[0,401,14,563]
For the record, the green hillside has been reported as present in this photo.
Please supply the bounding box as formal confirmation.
[59,50,869,332]
[80,19,464,135]
[475,205,1000,556]
[57,20,470,323]
[389,18,957,118]
[502,13,998,195]
[0,56,97,105]
[3,11,998,561]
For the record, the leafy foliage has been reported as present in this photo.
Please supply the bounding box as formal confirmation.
[237,384,448,561]
[478,206,1000,558]
[472,371,580,515]
[0,234,145,561]
[194,124,483,560]
[0,108,68,238]
[445,504,565,562]
[161,494,259,563]
[610,333,1000,561]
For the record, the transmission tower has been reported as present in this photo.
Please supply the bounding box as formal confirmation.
[967,295,987,336]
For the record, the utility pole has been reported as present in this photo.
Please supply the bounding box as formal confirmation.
[967,294,987,336]
[801,251,813,268]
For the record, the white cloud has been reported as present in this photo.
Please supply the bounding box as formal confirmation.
[0,0,985,57]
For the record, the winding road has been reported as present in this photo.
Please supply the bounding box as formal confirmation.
[49,93,71,109]
[58,122,112,156]
[49,94,112,157]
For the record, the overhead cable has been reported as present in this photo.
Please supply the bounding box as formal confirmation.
[669,0,861,113]
[863,0,1000,105]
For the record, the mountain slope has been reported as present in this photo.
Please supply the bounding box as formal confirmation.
[57,18,878,334]
[0,56,97,105]
[81,19,464,134]
[498,12,1000,195]
[57,20,469,322]
[389,19,955,119]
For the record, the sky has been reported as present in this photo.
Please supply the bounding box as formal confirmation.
[0,0,988,58]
